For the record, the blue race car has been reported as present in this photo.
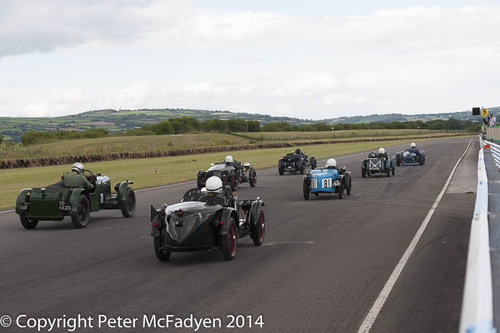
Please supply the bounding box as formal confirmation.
[396,143,425,166]
[302,159,351,200]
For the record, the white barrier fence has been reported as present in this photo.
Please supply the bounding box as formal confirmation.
[459,137,495,333]
[483,138,500,167]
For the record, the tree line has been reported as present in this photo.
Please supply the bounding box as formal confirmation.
[20,116,480,145]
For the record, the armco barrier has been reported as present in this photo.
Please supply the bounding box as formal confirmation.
[459,138,495,333]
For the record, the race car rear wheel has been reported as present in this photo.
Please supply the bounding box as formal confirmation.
[121,188,136,218]
[252,210,265,246]
[419,155,423,166]
[303,179,310,200]
[386,167,391,177]
[396,154,401,166]
[392,167,395,176]
[220,218,237,260]
[153,235,171,261]
[361,170,366,178]
[72,195,90,228]
[230,174,238,191]
[346,178,352,195]
[278,167,284,175]
[249,168,257,187]
[337,184,344,199]
[20,216,38,229]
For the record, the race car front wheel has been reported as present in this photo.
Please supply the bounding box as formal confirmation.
[303,179,310,200]
[251,210,265,246]
[249,168,257,187]
[220,218,237,260]
[20,216,38,230]
[121,188,136,218]
[72,195,90,228]
[154,235,171,261]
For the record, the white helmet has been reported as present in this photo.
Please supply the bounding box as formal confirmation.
[410,142,416,148]
[378,148,385,155]
[326,158,337,168]
[72,162,84,174]
[225,155,234,163]
[205,176,223,193]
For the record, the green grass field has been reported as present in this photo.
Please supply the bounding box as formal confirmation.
[0,136,469,210]
[0,129,459,160]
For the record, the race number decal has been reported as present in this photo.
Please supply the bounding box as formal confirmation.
[321,178,332,188]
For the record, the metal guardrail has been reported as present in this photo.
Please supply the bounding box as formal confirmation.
[459,137,495,333]
[483,138,500,167]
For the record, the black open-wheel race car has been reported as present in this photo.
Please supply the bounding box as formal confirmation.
[278,149,316,175]
[197,160,256,191]
[151,188,265,261]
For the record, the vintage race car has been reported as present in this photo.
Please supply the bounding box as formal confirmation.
[15,169,136,229]
[396,149,426,166]
[197,161,256,191]
[303,166,351,200]
[150,188,265,261]
[361,152,396,178]
[278,150,310,175]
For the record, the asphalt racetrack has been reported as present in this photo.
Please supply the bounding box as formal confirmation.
[0,137,475,332]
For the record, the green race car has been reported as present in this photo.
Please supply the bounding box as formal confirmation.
[15,169,136,229]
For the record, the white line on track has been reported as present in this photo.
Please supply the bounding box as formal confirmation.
[357,138,473,333]
[0,209,14,214]
[262,241,315,246]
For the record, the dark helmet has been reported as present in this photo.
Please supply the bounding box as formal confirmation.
[295,148,301,154]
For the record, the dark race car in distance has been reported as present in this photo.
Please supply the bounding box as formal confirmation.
[278,148,315,175]
[396,145,426,166]
[197,159,256,191]
[361,148,396,178]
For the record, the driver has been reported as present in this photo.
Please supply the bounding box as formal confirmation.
[204,176,233,206]
[63,162,94,190]
[325,158,337,169]
[377,147,388,159]
[409,142,420,156]
[225,155,242,171]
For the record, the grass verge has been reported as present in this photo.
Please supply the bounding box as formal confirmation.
[0,135,470,210]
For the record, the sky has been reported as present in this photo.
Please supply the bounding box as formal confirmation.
[0,0,499,120]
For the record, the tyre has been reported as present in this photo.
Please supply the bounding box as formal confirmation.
[121,188,136,217]
[396,154,401,166]
[20,216,38,229]
[197,175,204,189]
[386,167,391,177]
[346,178,352,195]
[249,168,257,187]
[220,218,237,260]
[362,170,366,178]
[71,194,90,228]
[251,210,265,246]
[337,184,344,199]
[278,167,284,175]
[153,235,171,261]
[230,174,238,191]
[303,179,310,200]
[299,166,305,174]
[419,155,423,166]
[392,167,395,176]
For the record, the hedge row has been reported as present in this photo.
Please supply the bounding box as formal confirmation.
[0,134,463,169]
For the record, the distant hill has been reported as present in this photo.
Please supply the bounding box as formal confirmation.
[0,107,489,141]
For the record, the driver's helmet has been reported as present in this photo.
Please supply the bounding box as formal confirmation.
[225,155,234,163]
[205,176,223,194]
[71,162,84,174]
[295,148,301,154]
[243,162,251,169]
[410,142,416,148]
[326,158,337,168]
[378,148,386,155]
